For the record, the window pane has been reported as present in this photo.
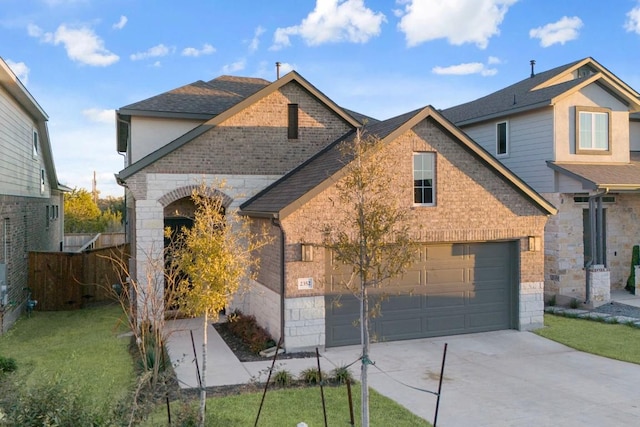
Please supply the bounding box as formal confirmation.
[497,122,507,155]
[579,112,592,149]
[594,113,608,149]
[413,153,434,205]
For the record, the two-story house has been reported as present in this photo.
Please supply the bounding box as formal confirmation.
[442,57,640,306]
[0,57,67,333]
[116,70,555,351]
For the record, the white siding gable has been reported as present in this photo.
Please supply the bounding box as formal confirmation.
[130,116,203,163]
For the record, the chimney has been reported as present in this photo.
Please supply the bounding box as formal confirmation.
[530,60,536,78]
[276,62,281,79]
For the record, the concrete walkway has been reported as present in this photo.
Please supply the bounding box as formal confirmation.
[166,292,640,426]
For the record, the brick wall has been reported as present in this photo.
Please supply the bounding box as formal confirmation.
[0,193,62,333]
[145,82,353,176]
[265,118,550,346]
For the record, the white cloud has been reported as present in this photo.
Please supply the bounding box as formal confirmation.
[130,44,171,61]
[271,0,386,50]
[28,23,119,66]
[113,16,127,30]
[221,59,246,74]
[182,43,216,57]
[432,61,497,76]
[397,0,517,49]
[82,108,114,124]
[625,4,640,34]
[249,26,265,53]
[529,16,583,47]
[487,56,501,64]
[6,60,30,84]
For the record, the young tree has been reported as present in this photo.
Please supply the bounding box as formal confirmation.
[323,130,417,427]
[171,183,271,427]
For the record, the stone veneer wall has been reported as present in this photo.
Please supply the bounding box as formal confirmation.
[519,282,544,330]
[543,192,640,301]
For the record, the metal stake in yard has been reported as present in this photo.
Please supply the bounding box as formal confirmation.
[190,330,202,388]
[254,337,282,427]
[315,348,328,427]
[433,343,448,427]
[346,378,355,426]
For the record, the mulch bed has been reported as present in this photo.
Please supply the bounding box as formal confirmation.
[212,321,316,362]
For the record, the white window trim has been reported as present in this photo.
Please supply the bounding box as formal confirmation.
[413,152,436,207]
[496,121,509,157]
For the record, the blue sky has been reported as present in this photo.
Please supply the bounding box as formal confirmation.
[3,0,640,197]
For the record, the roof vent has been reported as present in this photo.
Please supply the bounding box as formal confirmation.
[530,60,536,78]
[276,62,281,79]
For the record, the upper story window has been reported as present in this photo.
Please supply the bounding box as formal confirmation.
[33,130,39,158]
[576,106,611,154]
[288,104,299,139]
[413,152,435,206]
[40,169,45,194]
[496,121,509,156]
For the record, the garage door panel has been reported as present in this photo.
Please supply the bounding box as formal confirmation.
[425,244,467,260]
[427,315,466,333]
[425,292,466,308]
[325,242,517,347]
[426,268,466,284]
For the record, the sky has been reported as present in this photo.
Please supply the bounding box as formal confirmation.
[3,0,640,198]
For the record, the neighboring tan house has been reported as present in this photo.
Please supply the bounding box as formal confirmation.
[0,57,67,333]
[442,57,640,306]
[116,71,555,351]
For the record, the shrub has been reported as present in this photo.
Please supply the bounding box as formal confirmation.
[272,369,293,387]
[4,377,103,426]
[227,310,275,354]
[331,365,354,385]
[0,356,17,374]
[299,367,326,385]
[569,298,579,309]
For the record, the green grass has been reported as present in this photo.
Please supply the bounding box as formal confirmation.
[0,304,134,411]
[144,385,432,426]
[535,314,640,364]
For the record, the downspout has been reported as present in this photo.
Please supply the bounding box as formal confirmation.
[271,216,286,346]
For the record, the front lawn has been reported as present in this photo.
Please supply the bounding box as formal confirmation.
[535,314,640,364]
[144,385,431,426]
[0,304,134,419]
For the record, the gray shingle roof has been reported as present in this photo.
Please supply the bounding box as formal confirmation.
[441,59,586,124]
[548,152,640,190]
[119,76,271,116]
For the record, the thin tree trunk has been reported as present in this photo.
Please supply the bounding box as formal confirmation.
[361,285,370,427]
[200,311,208,427]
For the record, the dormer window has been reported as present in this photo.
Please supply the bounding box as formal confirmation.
[576,106,611,154]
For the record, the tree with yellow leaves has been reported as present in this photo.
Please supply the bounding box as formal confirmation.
[171,183,271,426]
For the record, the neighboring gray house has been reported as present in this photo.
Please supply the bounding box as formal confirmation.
[442,57,640,306]
[0,57,67,333]
[116,70,555,351]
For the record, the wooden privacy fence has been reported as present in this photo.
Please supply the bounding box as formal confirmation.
[28,244,130,311]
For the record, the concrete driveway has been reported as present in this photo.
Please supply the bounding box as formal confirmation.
[168,319,640,426]
[311,330,640,426]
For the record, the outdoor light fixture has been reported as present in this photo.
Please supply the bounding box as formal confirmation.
[528,236,541,252]
[301,243,314,262]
